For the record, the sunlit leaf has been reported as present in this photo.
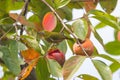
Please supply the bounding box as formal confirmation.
[89,10,120,30]
[0,40,20,75]
[18,58,39,80]
[95,23,106,29]
[105,41,120,55]
[36,58,50,80]
[93,16,119,30]
[62,56,86,80]
[47,59,62,77]
[72,19,88,41]
[21,48,40,63]
[54,0,71,9]
[100,0,117,13]
[110,62,120,73]
[77,74,98,80]
[89,10,117,21]
[92,60,112,80]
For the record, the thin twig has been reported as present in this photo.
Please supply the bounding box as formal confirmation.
[41,0,91,58]
[14,0,30,36]
[20,0,30,35]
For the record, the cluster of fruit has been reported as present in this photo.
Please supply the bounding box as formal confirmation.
[42,12,94,66]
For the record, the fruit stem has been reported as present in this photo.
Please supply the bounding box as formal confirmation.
[41,0,91,59]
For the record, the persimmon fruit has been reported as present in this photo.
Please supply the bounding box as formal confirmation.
[73,38,94,56]
[46,49,65,66]
[42,12,57,32]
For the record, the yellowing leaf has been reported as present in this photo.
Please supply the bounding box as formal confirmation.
[21,48,40,63]
[62,56,86,80]
[18,58,39,80]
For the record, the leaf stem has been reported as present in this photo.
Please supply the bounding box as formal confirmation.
[41,0,91,58]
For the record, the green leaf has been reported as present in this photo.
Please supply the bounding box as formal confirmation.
[47,59,62,77]
[110,62,120,73]
[6,0,24,12]
[93,30,104,47]
[60,7,72,20]
[67,2,82,9]
[98,54,119,63]
[67,38,74,52]
[0,51,3,58]
[89,10,120,30]
[0,17,15,33]
[57,40,67,54]
[105,41,120,55]
[0,40,20,75]
[98,54,120,73]
[49,78,56,80]
[62,56,86,80]
[100,0,117,13]
[92,60,112,80]
[93,16,119,30]
[0,0,24,13]
[72,19,88,41]
[28,15,40,22]
[95,23,106,29]
[30,0,49,20]
[54,0,71,9]
[17,41,27,51]
[89,10,117,21]
[77,74,98,80]
[36,58,50,80]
